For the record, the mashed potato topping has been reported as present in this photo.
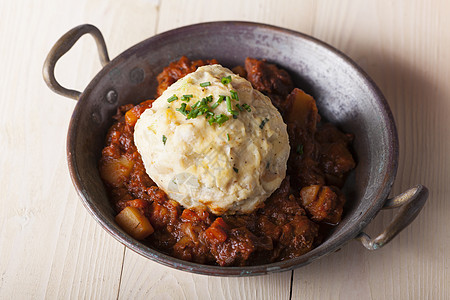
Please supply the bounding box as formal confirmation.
[134,65,290,214]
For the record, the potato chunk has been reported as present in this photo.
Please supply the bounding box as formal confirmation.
[99,156,134,187]
[115,206,154,240]
[285,88,318,129]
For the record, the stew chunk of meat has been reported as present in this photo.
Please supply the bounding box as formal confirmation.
[316,124,356,186]
[278,215,319,260]
[300,185,345,224]
[245,57,293,111]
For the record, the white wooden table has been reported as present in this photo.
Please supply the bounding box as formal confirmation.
[1,0,449,299]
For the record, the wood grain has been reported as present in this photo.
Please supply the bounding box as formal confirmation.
[118,250,291,300]
[0,0,448,299]
[292,1,450,299]
[0,0,158,298]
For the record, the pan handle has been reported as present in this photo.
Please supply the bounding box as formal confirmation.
[355,185,428,250]
[42,24,110,100]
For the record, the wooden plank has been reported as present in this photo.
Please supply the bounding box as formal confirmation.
[1,0,449,298]
[157,0,317,34]
[0,0,158,298]
[292,0,450,299]
[118,250,291,300]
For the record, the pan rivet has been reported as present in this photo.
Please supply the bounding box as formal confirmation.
[106,89,118,104]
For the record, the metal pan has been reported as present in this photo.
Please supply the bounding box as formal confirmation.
[43,22,428,276]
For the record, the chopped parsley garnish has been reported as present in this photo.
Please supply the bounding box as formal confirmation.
[259,118,269,129]
[200,81,211,87]
[226,133,230,141]
[233,167,239,173]
[242,103,251,112]
[236,103,244,111]
[162,135,167,145]
[167,95,178,103]
[296,144,304,155]
[230,90,239,101]
[221,75,232,84]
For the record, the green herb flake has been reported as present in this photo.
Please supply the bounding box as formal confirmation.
[259,118,269,129]
[167,95,178,103]
[186,96,214,119]
[191,101,200,109]
[211,95,225,109]
[230,90,239,101]
[180,94,193,102]
[162,135,167,145]
[221,75,232,85]
[200,81,211,87]
[208,114,229,126]
[176,103,189,116]
[226,133,230,141]
[233,167,239,173]
[296,144,304,155]
[242,103,251,112]
[187,108,200,119]
[226,96,238,116]
[236,103,244,111]
[216,114,230,125]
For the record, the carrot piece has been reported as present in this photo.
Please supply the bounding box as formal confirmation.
[212,217,229,231]
[115,206,154,240]
[204,227,227,244]
[181,209,201,222]
[125,109,139,127]
[204,217,229,244]
[125,100,155,127]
